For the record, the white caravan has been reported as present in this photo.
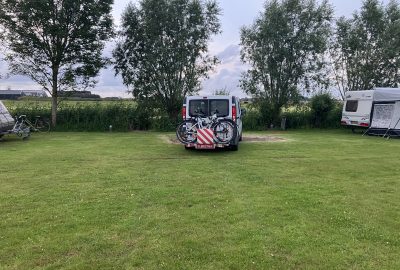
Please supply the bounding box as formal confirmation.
[0,101,15,138]
[341,88,400,136]
[341,90,374,129]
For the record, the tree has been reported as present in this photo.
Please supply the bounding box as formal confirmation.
[240,0,333,125]
[213,87,231,96]
[331,0,400,99]
[113,0,221,121]
[0,0,114,126]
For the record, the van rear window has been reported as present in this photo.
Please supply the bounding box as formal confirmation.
[345,100,358,112]
[189,99,229,117]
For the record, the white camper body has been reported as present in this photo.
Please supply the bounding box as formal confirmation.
[341,90,374,128]
[341,88,400,136]
[0,101,15,137]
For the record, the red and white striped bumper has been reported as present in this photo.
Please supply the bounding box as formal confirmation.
[196,128,215,145]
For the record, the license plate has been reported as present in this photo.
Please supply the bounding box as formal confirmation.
[351,121,358,124]
[195,144,215,150]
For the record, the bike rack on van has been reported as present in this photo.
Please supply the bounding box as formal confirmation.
[176,115,237,150]
[184,128,232,150]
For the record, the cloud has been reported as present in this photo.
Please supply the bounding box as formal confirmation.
[92,67,130,98]
[0,59,43,90]
[201,44,248,97]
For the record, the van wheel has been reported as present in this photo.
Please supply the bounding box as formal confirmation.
[230,144,239,151]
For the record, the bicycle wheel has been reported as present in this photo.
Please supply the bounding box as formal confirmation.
[213,119,237,144]
[176,120,198,144]
[17,122,30,137]
[35,118,51,132]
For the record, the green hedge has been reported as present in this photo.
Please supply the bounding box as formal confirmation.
[8,102,153,131]
[243,102,342,131]
[242,109,265,131]
[6,100,343,132]
[283,103,342,129]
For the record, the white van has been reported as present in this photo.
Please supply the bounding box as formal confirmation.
[181,96,245,150]
[341,90,374,130]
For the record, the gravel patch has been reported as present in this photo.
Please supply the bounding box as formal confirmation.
[160,134,288,144]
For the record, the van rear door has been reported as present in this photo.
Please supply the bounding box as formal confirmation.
[188,98,230,117]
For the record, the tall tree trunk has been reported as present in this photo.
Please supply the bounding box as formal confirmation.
[51,94,57,128]
[51,66,59,127]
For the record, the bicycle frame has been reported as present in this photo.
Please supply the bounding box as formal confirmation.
[11,115,31,138]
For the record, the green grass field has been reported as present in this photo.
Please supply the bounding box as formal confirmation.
[1,130,399,269]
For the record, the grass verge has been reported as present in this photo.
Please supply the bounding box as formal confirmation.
[1,130,399,269]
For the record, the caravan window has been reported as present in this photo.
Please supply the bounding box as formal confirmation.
[345,100,358,112]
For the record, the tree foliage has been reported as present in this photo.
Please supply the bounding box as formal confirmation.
[331,0,400,99]
[240,0,333,125]
[113,0,221,121]
[310,92,335,127]
[0,0,114,126]
[213,87,231,96]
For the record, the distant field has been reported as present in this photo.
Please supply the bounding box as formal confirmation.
[3,99,135,109]
[1,130,399,269]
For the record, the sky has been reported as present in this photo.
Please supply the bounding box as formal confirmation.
[0,0,392,98]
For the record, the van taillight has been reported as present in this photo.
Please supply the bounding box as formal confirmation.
[232,106,237,122]
[182,106,186,120]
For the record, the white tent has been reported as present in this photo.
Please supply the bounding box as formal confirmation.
[368,88,400,137]
[0,101,15,133]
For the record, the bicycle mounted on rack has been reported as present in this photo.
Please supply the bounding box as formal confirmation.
[177,95,245,150]
[176,110,238,149]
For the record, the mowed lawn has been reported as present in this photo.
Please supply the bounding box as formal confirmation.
[0,130,399,269]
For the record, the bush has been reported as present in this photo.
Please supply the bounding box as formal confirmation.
[310,93,336,128]
[282,105,312,129]
[6,99,343,132]
[151,113,177,131]
[281,100,342,129]
[8,101,154,132]
[242,109,265,130]
[325,104,343,129]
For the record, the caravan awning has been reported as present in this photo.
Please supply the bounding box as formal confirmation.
[374,88,400,102]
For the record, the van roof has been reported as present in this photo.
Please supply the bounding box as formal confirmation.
[186,95,233,99]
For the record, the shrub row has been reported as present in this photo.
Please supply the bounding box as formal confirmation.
[7,98,342,132]
[243,104,342,131]
[8,102,155,131]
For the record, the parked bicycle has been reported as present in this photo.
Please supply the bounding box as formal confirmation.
[12,115,50,137]
[176,111,237,144]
